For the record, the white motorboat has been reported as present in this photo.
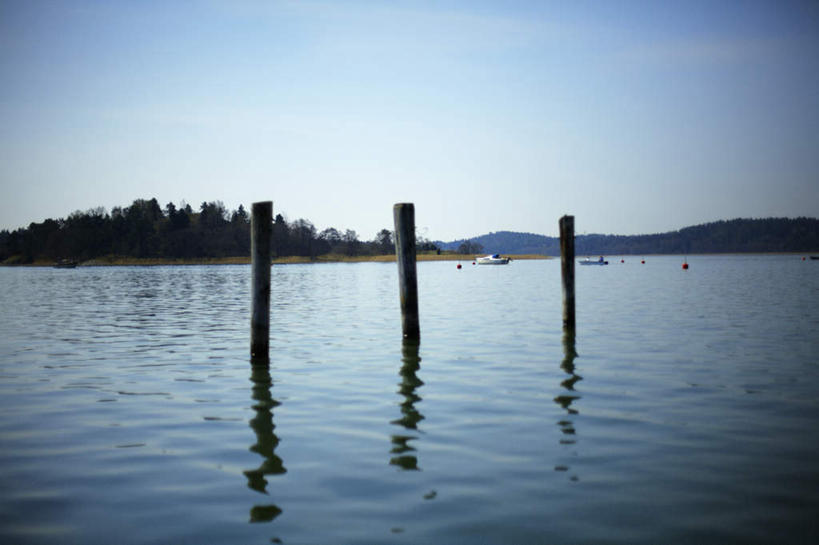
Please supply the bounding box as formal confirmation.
[476,254,510,265]
[579,256,608,265]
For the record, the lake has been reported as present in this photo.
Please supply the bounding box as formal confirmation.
[1,255,818,544]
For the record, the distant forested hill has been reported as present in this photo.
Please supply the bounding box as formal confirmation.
[3,207,817,264]
[0,198,438,264]
[437,218,819,256]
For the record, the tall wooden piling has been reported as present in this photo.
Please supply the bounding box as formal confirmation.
[251,201,273,361]
[559,215,575,332]
[393,203,420,340]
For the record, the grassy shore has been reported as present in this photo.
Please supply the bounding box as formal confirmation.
[270,253,550,264]
[7,252,815,267]
[3,253,551,267]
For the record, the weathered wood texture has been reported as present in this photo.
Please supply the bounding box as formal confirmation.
[393,203,420,340]
[559,215,575,332]
[251,201,273,361]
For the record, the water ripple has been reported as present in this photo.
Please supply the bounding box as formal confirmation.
[0,259,817,544]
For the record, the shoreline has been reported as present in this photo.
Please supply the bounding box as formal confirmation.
[3,253,551,267]
[4,252,817,267]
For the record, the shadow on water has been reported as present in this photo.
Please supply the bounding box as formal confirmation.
[390,339,424,471]
[554,329,581,480]
[244,361,286,523]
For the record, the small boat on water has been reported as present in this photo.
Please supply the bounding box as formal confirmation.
[579,256,608,266]
[54,259,78,269]
[810,256,819,261]
[476,254,510,265]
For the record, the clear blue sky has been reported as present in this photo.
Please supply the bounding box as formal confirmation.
[1,0,817,241]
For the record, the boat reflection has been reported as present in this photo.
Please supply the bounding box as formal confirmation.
[244,362,286,523]
[390,339,424,471]
[554,329,581,479]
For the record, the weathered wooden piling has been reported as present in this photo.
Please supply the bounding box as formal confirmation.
[251,201,273,361]
[393,203,420,340]
[559,215,575,332]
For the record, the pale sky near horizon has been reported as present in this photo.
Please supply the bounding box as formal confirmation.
[1,0,817,241]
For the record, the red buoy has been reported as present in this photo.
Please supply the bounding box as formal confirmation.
[621,259,624,263]
[641,260,645,264]
[457,263,462,269]
[682,262,689,270]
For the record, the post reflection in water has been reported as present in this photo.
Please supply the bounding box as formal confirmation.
[554,329,581,480]
[244,362,286,523]
[390,339,424,471]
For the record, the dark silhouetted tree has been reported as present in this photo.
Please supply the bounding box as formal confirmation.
[375,229,394,254]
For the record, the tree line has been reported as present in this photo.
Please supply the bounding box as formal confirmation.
[574,217,819,255]
[0,198,439,263]
[439,217,819,255]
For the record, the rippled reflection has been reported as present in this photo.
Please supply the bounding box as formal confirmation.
[244,363,286,523]
[555,329,581,417]
[554,329,581,479]
[390,340,424,471]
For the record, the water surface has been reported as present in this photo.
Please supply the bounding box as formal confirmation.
[1,256,817,544]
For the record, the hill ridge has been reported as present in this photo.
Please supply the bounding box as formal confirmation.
[435,217,819,255]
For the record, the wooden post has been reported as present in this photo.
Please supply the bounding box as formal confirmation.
[251,201,272,361]
[393,203,420,340]
[559,215,575,332]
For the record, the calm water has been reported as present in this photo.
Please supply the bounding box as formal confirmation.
[1,256,817,544]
